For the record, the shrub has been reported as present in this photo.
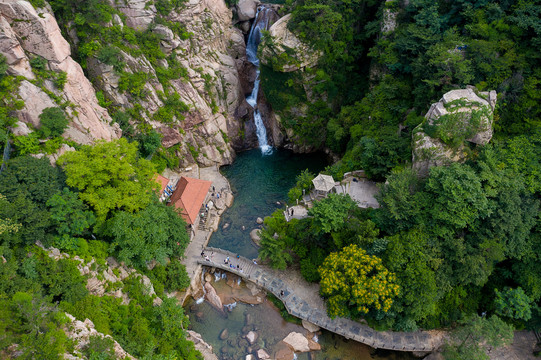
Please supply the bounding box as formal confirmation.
[39,107,69,138]
[165,260,190,291]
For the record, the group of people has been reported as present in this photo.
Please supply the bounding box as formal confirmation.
[201,251,259,268]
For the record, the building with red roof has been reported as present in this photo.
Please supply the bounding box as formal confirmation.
[153,173,170,196]
[169,176,212,225]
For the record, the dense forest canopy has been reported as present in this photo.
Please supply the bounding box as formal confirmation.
[257,0,541,351]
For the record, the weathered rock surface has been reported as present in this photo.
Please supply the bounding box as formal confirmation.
[187,330,219,360]
[250,229,261,246]
[246,330,258,344]
[0,0,120,145]
[204,281,224,311]
[0,1,70,62]
[11,121,32,137]
[98,0,247,166]
[256,349,271,359]
[301,319,320,333]
[15,80,56,127]
[108,0,156,29]
[282,332,321,353]
[412,88,496,176]
[236,0,257,21]
[0,15,34,78]
[260,14,322,72]
[64,313,135,359]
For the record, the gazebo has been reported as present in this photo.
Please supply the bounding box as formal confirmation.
[312,173,335,199]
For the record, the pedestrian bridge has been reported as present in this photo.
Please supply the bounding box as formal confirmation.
[197,247,445,352]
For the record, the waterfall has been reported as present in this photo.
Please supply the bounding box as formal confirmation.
[246,6,275,155]
[196,269,207,304]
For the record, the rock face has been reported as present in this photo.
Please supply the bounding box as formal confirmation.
[0,0,121,145]
[108,0,156,29]
[0,15,34,78]
[16,80,57,127]
[260,14,322,72]
[64,313,135,359]
[187,330,219,360]
[93,0,248,166]
[412,87,497,176]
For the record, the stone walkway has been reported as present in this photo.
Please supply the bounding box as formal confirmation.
[335,178,380,208]
[177,165,231,297]
[198,247,446,352]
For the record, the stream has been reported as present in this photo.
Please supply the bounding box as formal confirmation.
[185,6,416,360]
[187,149,416,360]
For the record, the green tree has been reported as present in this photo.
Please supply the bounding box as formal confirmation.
[494,287,532,321]
[0,190,51,248]
[39,107,69,138]
[105,201,189,267]
[0,194,21,236]
[308,193,358,234]
[423,163,489,236]
[164,260,191,292]
[82,335,116,360]
[0,54,7,77]
[6,292,72,359]
[443,315,514,360]
[319,244,400,319]
[287,169,314,202]
[375,168,422,234]
[0,156,65,205]
[58,138,157,221]
[47,188,96,238]
[384,229,439,327]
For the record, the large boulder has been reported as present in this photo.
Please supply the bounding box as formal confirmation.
[250,229,261,246]
[204,282,224,311]
[301,319,320,333]
[246,330,258,344]
[281,332,322,353]
[236,0,257,21]
[260,14,322,72]
[412,87,497,176]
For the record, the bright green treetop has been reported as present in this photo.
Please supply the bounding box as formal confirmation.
[57,138,157,221]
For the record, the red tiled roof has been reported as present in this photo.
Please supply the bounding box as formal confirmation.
[153,174,169,195]
[169,176,212,224]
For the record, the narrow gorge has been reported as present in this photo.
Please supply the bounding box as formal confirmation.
[1,0,540,359]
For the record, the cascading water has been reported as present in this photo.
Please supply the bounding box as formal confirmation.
[246,6,275,155]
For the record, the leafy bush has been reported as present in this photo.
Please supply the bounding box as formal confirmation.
[39,107,69,138]
[164,260,190,291]
[97,45,124,72]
